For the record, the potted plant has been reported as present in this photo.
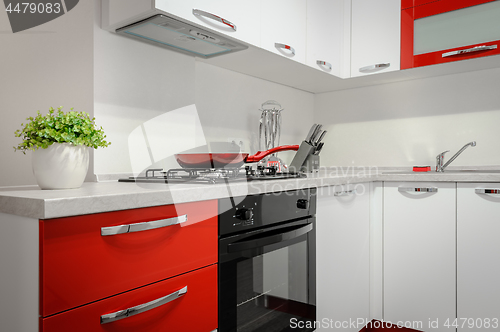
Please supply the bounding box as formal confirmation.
[14,106,110,189]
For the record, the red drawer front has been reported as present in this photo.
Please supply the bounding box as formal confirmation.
[42,264,218,332]
[40,200,218,317]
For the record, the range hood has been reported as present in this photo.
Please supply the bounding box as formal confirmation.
[116,14,248,58]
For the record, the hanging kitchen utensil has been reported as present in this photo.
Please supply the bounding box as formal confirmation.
[258,100,286,171]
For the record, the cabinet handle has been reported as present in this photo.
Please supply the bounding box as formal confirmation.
[101,214,188,236]
[398,187,438,193]
[100,286,187,324]
[192,9,237,31]
[275,43,295,56]
[359,63,390,73]
[316,60,332,70]
[442,44,497,58]
[475,189,500,194]
[334,189,356,196]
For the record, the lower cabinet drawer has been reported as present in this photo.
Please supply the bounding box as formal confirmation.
[41,200,218,317]
[42,264,218,332]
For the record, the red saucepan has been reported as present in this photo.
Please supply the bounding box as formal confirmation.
[175,145,299,169]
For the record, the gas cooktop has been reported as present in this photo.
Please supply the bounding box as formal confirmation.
[118,167,305,184]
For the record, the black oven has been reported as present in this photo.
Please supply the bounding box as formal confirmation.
[218,189,316,332]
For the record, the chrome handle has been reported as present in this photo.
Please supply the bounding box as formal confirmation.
[398,187,438,193]
[442,44,497,58]
[192,9,237,31]
[334,189,356,196]
[359,63,390,73]
[101,214,188,236]
[100,286,187,324]
[316,60,332,70]
[475,189,500,194]
[275,43,295,56]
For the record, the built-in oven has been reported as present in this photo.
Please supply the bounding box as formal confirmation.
[218,189,316,332]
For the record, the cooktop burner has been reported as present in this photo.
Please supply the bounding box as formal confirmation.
[118,167,305,184]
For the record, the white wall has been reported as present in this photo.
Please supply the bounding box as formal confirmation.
[93,0,314,176]
[0,1,94,187]
[315,67,500,168]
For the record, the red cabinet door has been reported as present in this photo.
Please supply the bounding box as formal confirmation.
[401,0,500,69]
[42,264,218,332]
[40,200,217,317]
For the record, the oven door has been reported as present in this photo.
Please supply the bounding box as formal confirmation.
[219,218,316,332]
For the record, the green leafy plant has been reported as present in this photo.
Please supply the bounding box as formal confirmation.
[14,106,110,154]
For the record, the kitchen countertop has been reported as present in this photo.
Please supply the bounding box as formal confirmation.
[2,167,500,219]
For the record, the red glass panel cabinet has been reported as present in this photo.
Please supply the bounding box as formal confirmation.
[401,0,500,69]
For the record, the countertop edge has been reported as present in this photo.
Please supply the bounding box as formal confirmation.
[3,171,500,219]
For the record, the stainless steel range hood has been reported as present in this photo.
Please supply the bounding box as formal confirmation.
[116,14,248,58]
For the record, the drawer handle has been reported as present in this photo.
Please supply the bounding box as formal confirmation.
[398,187,438,193]
[275,43,295,56]
[101,214,188,236]
[192,9,237,31]
[100,286,187,324]
[475,189,500,194]
[316,60,332,70]
[334,189,356,196]
[359,63,390,73]
[442,44,497,58]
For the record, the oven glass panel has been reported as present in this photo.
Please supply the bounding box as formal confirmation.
[414,1,500,55]
[236,240,312,332]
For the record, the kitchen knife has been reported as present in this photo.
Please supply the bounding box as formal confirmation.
[314,142,324,155]
[314,130,327,146]
[310,125,323,144]
[305,124,318,144]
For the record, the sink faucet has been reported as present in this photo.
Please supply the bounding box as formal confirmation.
[436,141,476,172]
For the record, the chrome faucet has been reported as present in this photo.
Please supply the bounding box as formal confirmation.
[436,141,476,172]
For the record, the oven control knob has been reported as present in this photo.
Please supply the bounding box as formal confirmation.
[297,199,309,210]
[236,208,253,221]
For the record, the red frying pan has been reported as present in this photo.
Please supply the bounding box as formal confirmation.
[174,145,299,169]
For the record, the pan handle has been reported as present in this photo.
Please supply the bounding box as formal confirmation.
[245,145,299,163]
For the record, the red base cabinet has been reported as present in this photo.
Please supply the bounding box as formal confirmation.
[42,264,218,332]
[39,200,218,332]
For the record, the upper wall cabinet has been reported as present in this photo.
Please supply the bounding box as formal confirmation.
[154,0,262,47]
[306,0,351,78]
[350,0,401,77]
[261,0,307,64]
[401,0,500,69]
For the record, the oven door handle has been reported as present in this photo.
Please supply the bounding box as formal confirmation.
[227,223,313,253]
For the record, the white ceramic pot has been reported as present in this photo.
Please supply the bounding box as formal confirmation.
[32,143,89,190]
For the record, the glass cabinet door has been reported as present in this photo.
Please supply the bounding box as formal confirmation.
[401,0,500,69]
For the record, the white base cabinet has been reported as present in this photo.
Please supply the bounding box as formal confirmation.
[457,183,500,331]
[316,183,370,331]
[384,182,456,331]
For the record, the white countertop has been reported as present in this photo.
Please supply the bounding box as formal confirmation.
[2,167,500,219]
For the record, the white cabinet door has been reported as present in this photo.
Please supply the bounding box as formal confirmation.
[316,183,370,331]
[384,182,456,332]
[350,0,401,77]
[261,0,307,64]
[457,183,500,331]
[155,0,261,47]
[306,0,351,78]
